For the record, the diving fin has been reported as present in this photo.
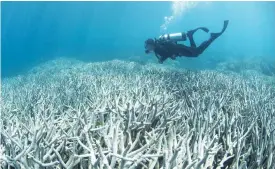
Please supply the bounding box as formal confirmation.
[187,27,210,38]
[211,20,229,39]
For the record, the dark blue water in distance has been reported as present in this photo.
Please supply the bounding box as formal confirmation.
[1,1,275,78]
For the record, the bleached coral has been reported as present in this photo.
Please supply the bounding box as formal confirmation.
[216,56,275,77]
[1,58,275,169]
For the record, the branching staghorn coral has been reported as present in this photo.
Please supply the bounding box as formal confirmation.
[216,56,275,77]
[1,58,275,169]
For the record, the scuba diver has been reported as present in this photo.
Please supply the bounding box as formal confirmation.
[144,20,229,64]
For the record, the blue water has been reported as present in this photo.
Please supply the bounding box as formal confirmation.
[1,1,275,78]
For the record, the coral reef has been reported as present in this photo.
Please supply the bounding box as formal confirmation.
[216,56,275,76]
[1,58,275,169]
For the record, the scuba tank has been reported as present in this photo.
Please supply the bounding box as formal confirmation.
[158,32,187,42]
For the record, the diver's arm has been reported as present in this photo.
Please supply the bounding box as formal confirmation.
[155,53,163,63]
[155,53,160,60]
[170,54,176,60]
[157,54,170,64]
[155,53,168,64]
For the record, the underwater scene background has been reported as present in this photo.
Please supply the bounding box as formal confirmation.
[1,1,275,77]
[1,1,275,169]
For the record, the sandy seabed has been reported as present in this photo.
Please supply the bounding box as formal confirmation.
[1,58,275,169]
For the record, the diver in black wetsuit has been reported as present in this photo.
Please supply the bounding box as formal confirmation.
[144,20,229,64]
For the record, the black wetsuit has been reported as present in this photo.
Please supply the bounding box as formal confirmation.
[153,20,229,64]
[154,40,196,63]
[154,36,217,63]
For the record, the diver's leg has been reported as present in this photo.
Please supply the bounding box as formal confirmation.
[187,27,209,48]
[195,38,216,55]
[187,32,197,48]
[196,20,229,55]
[176,44,198,57]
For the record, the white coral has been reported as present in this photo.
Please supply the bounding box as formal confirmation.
[1,58,275,169]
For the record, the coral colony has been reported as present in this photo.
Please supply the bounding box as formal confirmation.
[1,59,275,168]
